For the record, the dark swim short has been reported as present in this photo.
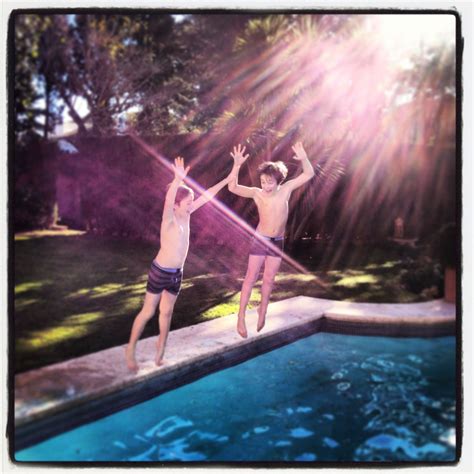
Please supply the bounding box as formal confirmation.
[146,261,183,295]
[249,233,285,258]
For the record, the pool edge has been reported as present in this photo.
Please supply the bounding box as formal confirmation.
[14,296,456,452]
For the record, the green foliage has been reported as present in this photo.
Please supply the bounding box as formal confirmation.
[14,187,55,230]
[75,138,163,238]
[14,234,439,372]
[12,13,456,141]
[12,13,456,247]
[14,141,57,231]
[429,222,457,268]
[234,15,292,51]
[12,13,193,137]
[399,257,443,295]
[13,15,51,142]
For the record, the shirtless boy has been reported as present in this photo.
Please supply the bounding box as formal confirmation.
[126,157,232,370]
[228,142,315,338]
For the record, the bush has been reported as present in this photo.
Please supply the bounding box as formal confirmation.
[400,257,443,295]
[14,187,55,231]
[429,222,457,268]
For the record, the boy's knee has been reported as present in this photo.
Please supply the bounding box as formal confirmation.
[244,277,258,289]
[139,309,155,321]
[263,274,276,286]
[160,310,173,320]
[245,270,260,283]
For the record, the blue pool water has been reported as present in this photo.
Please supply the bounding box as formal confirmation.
[16,333,456,462]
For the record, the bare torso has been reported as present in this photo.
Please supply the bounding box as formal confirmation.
[253,187,291,237]
[155,215,190,268]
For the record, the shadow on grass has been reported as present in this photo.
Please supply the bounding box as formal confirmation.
[14,234,432,373]
[14,235,248,372]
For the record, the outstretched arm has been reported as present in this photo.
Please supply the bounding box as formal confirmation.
[163,157,190,223]
[281,142,315,192]
[227,144,259,198]
[190,172,233,213]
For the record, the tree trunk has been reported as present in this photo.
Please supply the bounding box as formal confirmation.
[61,91,88,135]
[44,81,50,140]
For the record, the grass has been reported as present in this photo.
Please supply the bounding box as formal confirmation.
[13,232,439,373]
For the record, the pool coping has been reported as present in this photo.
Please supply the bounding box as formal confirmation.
[13,296,455,451]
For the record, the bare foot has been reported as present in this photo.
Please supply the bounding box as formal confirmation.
[257,306,266,332]
[155,345,165,366]
[125,346,138,372]
[237,315,248,338]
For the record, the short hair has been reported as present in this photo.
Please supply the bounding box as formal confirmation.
[167,184,194,205]
[257,161,288,184]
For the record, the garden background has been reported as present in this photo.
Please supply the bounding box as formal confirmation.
[11,12,457,373]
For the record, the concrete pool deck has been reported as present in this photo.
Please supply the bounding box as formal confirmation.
[14,296,456,450]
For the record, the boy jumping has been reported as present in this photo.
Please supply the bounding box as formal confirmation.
[228,142,315,338]
[126,157,232,370]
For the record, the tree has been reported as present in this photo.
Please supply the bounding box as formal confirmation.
[13,13,191,137]
[12,13,256,138]
[51,14,177,136]
[132,14,253,134]
[13,14,63,143]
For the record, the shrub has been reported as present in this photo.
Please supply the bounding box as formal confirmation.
[14,187,55,231]
[429,222,457,268]
[400,257,443,295]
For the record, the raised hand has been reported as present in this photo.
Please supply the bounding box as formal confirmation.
[173,157,190,181]
[291,142,308,161]
[230,144,250,166]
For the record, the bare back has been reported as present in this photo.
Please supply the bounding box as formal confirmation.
[253,187,291,237]
[155,216,190,268]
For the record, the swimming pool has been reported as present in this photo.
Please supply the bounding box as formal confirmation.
[15,332,456,463]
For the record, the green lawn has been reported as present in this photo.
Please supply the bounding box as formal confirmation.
[13,232,439,373]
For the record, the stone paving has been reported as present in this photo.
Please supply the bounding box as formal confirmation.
[14,296,455,449]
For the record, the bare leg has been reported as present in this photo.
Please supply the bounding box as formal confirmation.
[126,291,162,371]
[155,290,178,366]
[257,256,282,332]
[237,255,265,338]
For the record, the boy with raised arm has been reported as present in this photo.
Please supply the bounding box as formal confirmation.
[228,142,315,338]
[126,157,232,370]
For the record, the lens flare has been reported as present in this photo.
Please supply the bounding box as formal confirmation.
[127,132,328,288]
[180,14,455,267]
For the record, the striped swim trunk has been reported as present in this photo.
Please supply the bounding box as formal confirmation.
[146,260,183,296]
[249,233,285,258]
